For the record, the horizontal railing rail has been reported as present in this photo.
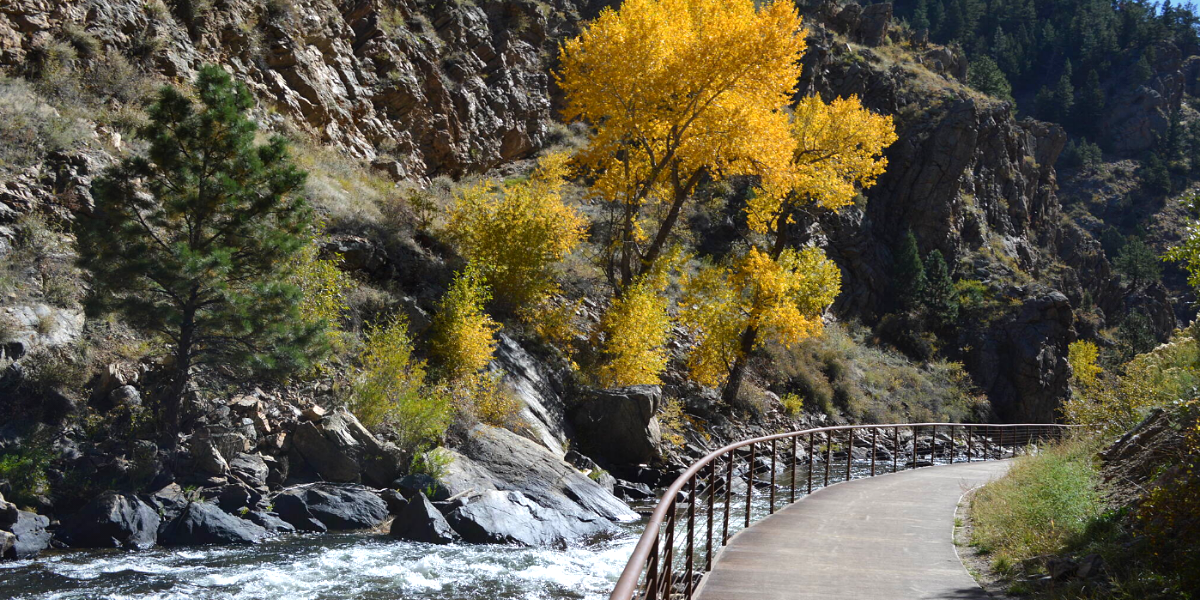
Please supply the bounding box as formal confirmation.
[608,422,1076,600]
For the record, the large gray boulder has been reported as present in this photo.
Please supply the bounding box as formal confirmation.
[445,489,604,546]
[158,502,268,546]
[390,492,459,544]
[437,424,636,545]
[570,386,662,466]
[290,408,405,487]
[272,484,389,531]
[56,491,160,549]
[4,510,51,559]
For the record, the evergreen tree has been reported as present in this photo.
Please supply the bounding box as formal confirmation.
[894,230,927,312]
[1074,70,1106,138]
[912,0,931,33]
[968,55,1014,103]
[1140,151,1172,195]
[1113,236,1163,287]
[77,65,321,448]
[923,249,960,328]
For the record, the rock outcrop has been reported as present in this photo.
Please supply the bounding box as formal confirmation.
[272,483,389,531]
[290,407,405,487]
[159,501,269,546]
[571,386,663,466]
[0,0,598,178]
[390,492,459,544]
[435,424,636,545]
[56,491,161,549]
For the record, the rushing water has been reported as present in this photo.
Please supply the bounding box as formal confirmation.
[0,526,642,600]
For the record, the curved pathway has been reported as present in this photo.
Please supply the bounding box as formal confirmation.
[695,460,1011,600]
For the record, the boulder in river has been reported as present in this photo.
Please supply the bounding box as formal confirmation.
[4,510,51,558]
[273,483,389,531]
[390,492,460,544]
[159,502,268,546]
[56,491,160,549]
[437,424,637,545]
[570,386,662,466]
[446,489,601,546]
[245,510,296,534]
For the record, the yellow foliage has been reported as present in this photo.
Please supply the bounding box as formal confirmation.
[748,95,897,234]
[596,275,673,387]
[681,247,841,387]
[557,0,806,283]
[291,243,354,352]
[520,298,585,364]
[1062,329,1200,436]
[349,314,451,452]
[781,392,804,417]
[431,265,500,380]
[446,153,587,309]
[1067,340,1102,387]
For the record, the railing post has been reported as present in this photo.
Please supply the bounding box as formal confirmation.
[893,427,899,472]
[870,427,877,476]
[686,475,695,599]
[967,425,973,463]
[706,462,715,572]
[912,425,918,469]
[931,425,937,465]
[790,436,798,504]
[949,425,955,464]
[824,432,833,486]
[645,536,659,600]
[745,443,756,529]
[723,452,732,545]
[662,506,675,600]
[807,432,815,494]
[844,429,853,482]
[769,438,777,515]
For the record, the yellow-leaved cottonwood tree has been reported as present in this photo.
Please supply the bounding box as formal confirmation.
[559,0,896,401]
[681,97,895,402]
[557,0,805,289]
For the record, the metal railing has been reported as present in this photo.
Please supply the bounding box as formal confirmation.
[608,422,1074,600]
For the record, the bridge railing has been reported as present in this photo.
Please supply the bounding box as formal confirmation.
[608,422,1076,600]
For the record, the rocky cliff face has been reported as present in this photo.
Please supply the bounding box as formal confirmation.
[0,0,599,178]
[796,21,1176,422]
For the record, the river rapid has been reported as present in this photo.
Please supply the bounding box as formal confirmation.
[0,525,641,600]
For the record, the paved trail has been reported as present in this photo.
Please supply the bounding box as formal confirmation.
[695,460,1011,600]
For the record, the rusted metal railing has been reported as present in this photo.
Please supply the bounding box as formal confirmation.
[608,422,1074,600]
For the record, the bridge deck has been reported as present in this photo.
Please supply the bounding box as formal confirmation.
[694,460,1011,600]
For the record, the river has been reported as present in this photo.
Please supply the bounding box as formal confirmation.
[0,525,641,600]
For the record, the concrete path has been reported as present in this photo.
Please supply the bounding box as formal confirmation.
[695,460,1011,600]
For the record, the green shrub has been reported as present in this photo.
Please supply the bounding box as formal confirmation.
[349,314,451,453]
[0,435,52,508]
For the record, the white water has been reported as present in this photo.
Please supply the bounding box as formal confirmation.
[0,528,641,600]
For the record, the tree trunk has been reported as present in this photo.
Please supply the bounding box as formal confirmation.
[721,208,794,403]
[641,168,701,277]
[721,325,759,404]
[162,308,195,453]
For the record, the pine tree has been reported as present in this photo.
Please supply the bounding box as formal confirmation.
[77,65,321,449]
[912,0,931,33]
[894,230,927,313]
[923,250,960,328]
[1074,70,1106,138]
[968,55,1014,103]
